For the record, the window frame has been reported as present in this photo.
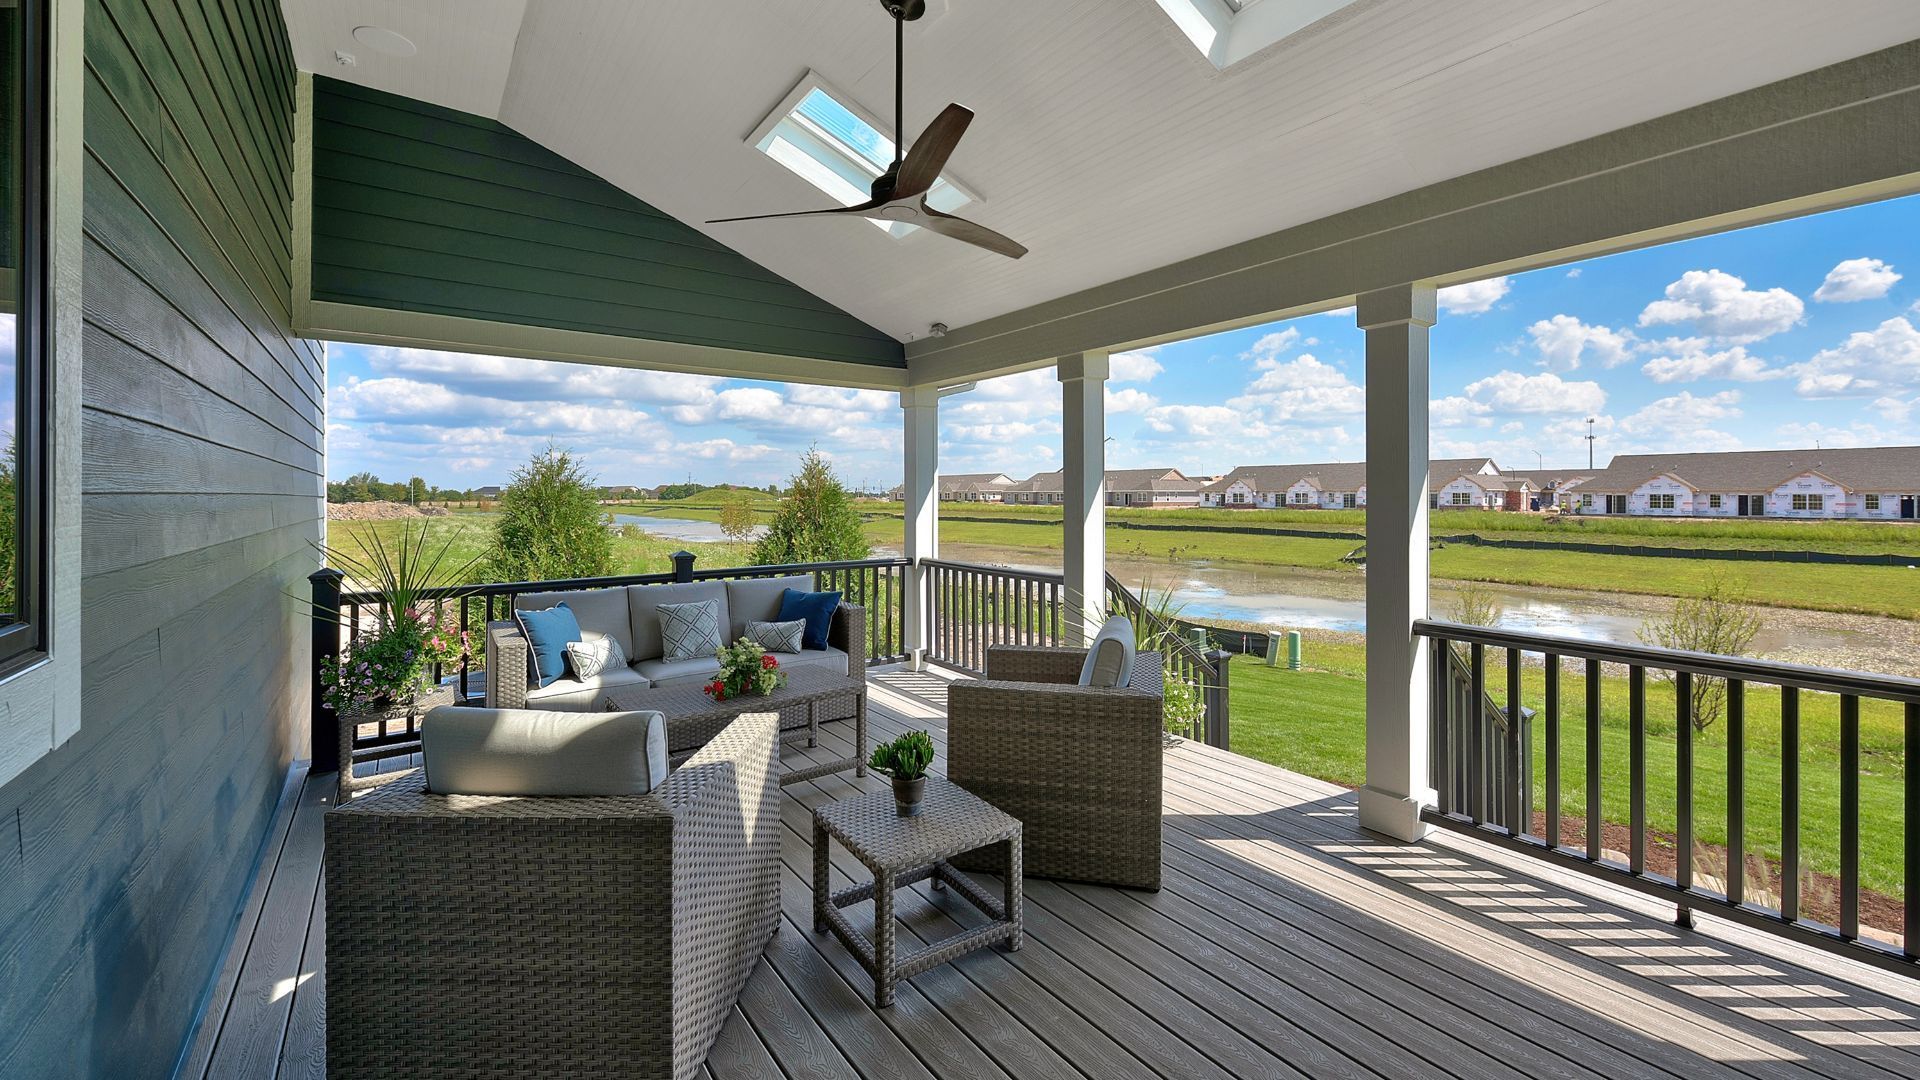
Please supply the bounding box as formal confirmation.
[744,72,980,241]
[0,0,52,679]
[1708,494,1722,509]
[1866,494,1880,512]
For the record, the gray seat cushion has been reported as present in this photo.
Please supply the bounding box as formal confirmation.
[767,645,849,675]
[632,654,724,688]
[523,664,649,710]
[420,706,669,796]
[514,586,634,660]
[723,575,813,643]
[626,580,728,661]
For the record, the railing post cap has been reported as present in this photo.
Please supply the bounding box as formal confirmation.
[672,550,694,560]
[309,567,346,584]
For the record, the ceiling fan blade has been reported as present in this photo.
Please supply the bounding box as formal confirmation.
[892,103,973,199]
[918,203,1027,259]
[707,199,884,225]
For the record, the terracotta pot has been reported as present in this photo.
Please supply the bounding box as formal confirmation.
[892,775,926,817]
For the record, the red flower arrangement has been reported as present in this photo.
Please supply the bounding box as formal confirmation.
[703,638,788,701]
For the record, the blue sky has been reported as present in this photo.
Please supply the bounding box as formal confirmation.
[326,193,1920,489]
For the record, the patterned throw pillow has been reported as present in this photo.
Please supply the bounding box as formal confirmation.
[564,635,627,679]
[657,599,723,662]
[744,618,806,654]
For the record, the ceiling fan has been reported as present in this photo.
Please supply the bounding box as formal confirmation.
[707,0,1028,259]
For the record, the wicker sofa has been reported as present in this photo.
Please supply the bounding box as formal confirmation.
[325,711,783,1080]
[946,645,1166,890]
[485,573,864,711]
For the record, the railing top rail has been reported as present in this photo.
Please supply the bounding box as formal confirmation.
[921,557,1065,584]
[336,557,910,605]
[1416,617,1920,703]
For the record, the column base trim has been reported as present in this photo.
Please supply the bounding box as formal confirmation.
[1357,785,1434,842]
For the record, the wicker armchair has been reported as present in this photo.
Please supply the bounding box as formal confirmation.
[946,645,1166,891]
[324,713,783,1080]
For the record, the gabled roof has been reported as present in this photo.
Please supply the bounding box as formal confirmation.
[1201,461,1369,495]
[1432,473,1509,494]
[1498,469,1593,490]
[1578,446,1920,494]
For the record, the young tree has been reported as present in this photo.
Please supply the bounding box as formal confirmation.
[717,488,760,541]
[751,449,870,565]
[1450,581,1504,627]
[485,446,614,582]
[1638,571,1762,731]
[408,476,428,505]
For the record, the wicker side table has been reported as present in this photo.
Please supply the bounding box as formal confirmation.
[336,683,457,803]
[813,776,1022,1007]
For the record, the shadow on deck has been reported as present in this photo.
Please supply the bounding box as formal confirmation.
[180,669,1920,1079]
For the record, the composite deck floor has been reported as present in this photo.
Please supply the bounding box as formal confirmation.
[182,670,1920,1080]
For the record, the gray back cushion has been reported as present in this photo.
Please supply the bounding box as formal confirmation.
[1078,616,1138,689]
[723,575,812,643]
[515,587,633,660]
[626,580,728,661]
[421,706,668,796]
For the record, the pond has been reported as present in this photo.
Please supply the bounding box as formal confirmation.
[610,513,763,542]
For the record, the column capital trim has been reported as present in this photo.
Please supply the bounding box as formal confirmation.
[1357,284,1438,330]
[1056,350,1110,383]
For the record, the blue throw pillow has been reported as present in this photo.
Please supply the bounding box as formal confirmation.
[516,602,582,688]
[777,589,842,651]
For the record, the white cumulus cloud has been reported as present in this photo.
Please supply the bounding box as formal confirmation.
[1437,276,1512,316]
[1527,315,1637,371]
[1638,269,1803,344]
[1813,257,1901,303]
[1791,316,1920,396]
[1462,370,1606,415]
[1638,337,1781,383]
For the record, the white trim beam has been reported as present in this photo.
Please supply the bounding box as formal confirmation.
[1059,351,1108,647]
[900,386,940,669]
[1357,284,1436,843]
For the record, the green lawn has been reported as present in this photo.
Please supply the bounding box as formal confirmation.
[1227,642,1910,906]
[326,513,758,587]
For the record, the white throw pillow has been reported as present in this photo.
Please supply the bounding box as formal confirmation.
[565,635,627,679]
[1078,616,1137,689]
[745,618,806,654]
[658,598,723,662]
[421,707,669,796]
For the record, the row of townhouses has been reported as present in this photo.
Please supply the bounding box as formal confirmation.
[927,445,1920,520]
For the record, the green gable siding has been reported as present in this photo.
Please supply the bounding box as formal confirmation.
[310,77,904,368]
[0,0,321,1076]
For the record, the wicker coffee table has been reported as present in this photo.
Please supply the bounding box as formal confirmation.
[813,776,1022,1007]
[606,665,867,787]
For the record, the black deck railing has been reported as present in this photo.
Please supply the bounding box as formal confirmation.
[1416,617,1920,978]
[310,553,911,771]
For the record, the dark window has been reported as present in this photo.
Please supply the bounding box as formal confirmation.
[0,0,50,674]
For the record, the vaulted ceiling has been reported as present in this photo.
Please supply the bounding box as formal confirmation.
[282,0,1920,346]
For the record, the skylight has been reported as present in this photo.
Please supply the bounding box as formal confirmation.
[748,73,973,239]
[1153,0,1356,70]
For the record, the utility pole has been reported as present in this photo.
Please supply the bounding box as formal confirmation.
[1584,417,1597,470]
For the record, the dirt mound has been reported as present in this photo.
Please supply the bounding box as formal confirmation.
[326,501,451,521]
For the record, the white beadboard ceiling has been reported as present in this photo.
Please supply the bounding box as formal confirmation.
[281,0,1920,345]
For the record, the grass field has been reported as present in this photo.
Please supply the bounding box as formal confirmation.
[1227,639,1910,912]
[326,512,757,588]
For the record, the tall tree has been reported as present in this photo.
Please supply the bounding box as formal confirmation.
[409,476,428,505]
[486,446,614,582]
[752,449,870,565]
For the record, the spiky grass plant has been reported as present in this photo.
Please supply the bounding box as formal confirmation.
[867,730,936,782]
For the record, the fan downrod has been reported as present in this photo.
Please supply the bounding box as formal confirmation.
[880,0,927,21]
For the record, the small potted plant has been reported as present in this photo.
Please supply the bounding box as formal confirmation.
[868,730,935,816]
[703,638,787,702]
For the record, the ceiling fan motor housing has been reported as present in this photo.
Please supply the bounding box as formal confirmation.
[882,0,928,20]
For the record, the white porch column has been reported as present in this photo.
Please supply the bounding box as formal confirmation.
[1358,284,1437,842]
[1059,351,1108,646]
[900,386,941,670]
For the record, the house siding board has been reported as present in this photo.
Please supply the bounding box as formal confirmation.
[309,76,904,369]
[0,2,318,1077]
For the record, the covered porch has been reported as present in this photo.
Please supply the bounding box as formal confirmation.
[188,667,1920,1080]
